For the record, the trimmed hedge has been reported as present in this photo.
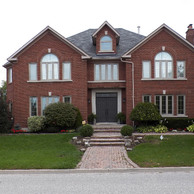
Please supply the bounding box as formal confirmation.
[162,118,194,130]
[121,125,134,136]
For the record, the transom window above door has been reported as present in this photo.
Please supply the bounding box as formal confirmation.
[94,64,118,81]
[155,52,173,79]
[41,54,59,80]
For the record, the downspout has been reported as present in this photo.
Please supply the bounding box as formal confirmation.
[120,58,135,109]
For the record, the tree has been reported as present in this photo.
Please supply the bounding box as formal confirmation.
[0,81,7,101]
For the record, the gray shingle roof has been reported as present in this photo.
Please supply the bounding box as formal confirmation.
[67,28,145,59]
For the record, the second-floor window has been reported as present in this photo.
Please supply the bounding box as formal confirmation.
[100,36,113,51]
[95,64,118,81]
[8,68,12,83]
[41,54,59,80]
[155,52,173,79]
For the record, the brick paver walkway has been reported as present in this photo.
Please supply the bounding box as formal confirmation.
[77,146,138,169]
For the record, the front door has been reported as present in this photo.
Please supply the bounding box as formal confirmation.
[96,93,117,122]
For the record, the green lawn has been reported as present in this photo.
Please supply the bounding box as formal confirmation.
[0,133,82,169]
[129,135,194,167]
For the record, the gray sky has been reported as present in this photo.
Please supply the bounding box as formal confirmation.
[0,0,193,85]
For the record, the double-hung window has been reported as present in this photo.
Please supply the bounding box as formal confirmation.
[63,96,71,104]
[155,52,173,79]
[41,54,59,80]
[29,63,37,81]
[143,95,151,103]
[155,95,173,115]
[177,95,185,115]
[142,61,151,78]
[41,96,59,115]
[100,36,113,51]
[63,62,71,80]
[95,64,118,81]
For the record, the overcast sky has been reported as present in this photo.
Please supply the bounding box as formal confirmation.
[0,0,193,85]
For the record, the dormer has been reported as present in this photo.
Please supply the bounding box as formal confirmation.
[92,21,120,55]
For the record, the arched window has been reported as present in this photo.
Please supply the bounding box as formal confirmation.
[41,54,59,80]
[155,52,173,78]
[100,36,112,51]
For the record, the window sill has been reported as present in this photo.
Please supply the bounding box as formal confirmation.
[27,80,73,83]
[88,80,126,83]
[141,78,187,81]
[98,50,114,53]
[162,115,188,118]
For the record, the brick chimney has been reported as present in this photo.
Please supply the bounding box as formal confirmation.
[186,24,194,45]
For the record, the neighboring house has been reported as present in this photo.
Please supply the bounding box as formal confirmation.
[3,21,194,128]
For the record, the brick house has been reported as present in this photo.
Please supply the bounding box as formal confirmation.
[3,21,194,128]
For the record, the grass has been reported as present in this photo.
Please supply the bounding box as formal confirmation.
[0,133,82,169]
[129,135,194,167]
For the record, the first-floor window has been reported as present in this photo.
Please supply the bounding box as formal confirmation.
[177,95,185,115]
[41,96,59,115]
[63,96,71,104]
[30,97,37,116]
[155,95,173,115]
[143,95,151,102]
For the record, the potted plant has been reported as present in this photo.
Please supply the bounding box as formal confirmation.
[88,113,96,124]
[117,112,126,124]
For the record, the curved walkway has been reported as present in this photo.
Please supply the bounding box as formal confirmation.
[77,146,139,169]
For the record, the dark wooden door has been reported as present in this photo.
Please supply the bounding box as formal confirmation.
[96,93,117,122]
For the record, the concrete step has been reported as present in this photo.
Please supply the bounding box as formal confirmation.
[90,138,124,142]
[90,142,125,146]
[94,129,121,133]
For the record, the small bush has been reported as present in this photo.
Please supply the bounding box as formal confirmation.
[130,102,161,126]
[88,113,96,124]
[121,125,134,136]
[153,125,168,133]
[80,124,94,137]
[44,102,77,129]
[136,126,153,133]
[117,112,126,124]
[187,124,194,132]
[28,116,45,132]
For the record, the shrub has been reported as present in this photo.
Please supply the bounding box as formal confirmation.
[121,125,134,136]
[136,125,154,133]
[153,125,168,133]
[0,98,12,133]
[28,116,45,132]
[117,112,126,124]
[130,102,161,126]
[187,124,194,132]
[162,118,194,130]
[88,113,96,124]
[73,107,83,129]
[80,124,94,137]
[44,102,77,129]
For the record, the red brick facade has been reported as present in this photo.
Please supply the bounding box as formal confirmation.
[4,22,194,128]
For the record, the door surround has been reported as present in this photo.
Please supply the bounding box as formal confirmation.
[91,89,122,116]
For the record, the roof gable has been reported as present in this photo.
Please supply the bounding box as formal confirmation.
[7,26,90,63]
[92,21,120,45]
[123,24,194,58]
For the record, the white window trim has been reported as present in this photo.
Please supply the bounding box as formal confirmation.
[100,36,113,52]
[94,63,119,81]
[177,61,186,79]
[62,62,71,80]
[63,96,72,104]
[177,95,186,115]
[142,61,151,79]
[155,95,174,116]
[29,63,37,81]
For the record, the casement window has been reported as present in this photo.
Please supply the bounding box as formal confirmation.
[143,95,151,103]
[142,61,151,78]
[63,96,71,104]
[41,54,59,80]
[29,63,37,81]
[30,97,37,116]
[95,64,118,81]
[177,61,185,78]
[63,62,71,80]
[177,95,185,115]
[155,95,173,115]
[8,68,12,83]
[41,96,59,115]
[100,36,113,51]
[155,52,173,79]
